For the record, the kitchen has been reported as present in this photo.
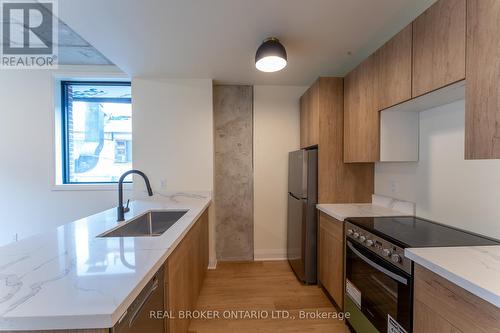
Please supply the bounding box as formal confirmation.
[0,0,499,332]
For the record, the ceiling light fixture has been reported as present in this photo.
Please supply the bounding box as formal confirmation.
[255,37,287,72]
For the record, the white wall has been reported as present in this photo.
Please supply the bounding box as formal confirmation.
[0,66,128,246]
[253,85,308,260]
[132,78,213,194]
[375,100,500,239]
[131,78,215,263]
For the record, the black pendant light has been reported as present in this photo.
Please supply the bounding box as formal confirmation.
[255,37,287,72]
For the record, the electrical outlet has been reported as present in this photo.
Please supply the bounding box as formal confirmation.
[160,179,167,189]
[390,180,399,193]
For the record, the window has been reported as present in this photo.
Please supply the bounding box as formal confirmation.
[61,81,132,184]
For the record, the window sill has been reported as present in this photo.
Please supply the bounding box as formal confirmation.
[51,183,133,192]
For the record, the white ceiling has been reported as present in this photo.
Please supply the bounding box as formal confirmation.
[57,19,113,65]
[0,5,112,65]
[59,0,437,85]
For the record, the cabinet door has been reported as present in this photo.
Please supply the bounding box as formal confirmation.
[300,82,319,148]
[308,82,319,147]
[166,210,209,333]
[376,24,412,110]
[412,0,466,97]
[414,300,463,333]
[167,232,191,333]
[318,214,344,308]
[193,210,209,294]
[300,90,310,149]
[465,0,500,159]
[317,77,374,204]
[414,264,500,333]
[344,54,379,162]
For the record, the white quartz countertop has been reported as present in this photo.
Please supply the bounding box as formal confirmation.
[405,246,500,308]
[317,204,410,221]
[0,192,211,331]
[317,195,415,221]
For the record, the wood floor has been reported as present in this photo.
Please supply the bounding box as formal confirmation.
[188,261,350,333]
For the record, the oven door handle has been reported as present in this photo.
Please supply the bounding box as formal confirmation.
[347,241,408,285]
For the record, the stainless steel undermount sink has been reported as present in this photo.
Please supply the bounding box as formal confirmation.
[98,210,188,238]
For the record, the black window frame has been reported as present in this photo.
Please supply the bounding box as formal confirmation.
[61,80,132,184]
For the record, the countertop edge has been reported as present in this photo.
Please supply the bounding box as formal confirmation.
[316,202,412,222]
[405,248,500,308]
[316,205,346,221]
[1,314,114,331]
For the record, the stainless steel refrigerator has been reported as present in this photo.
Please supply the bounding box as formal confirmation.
[287,149,318,284]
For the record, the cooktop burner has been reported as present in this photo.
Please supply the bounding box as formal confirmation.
[345,216,500,248]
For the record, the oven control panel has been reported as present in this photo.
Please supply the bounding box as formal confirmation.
[345,222,412,274]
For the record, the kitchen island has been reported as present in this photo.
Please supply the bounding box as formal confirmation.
[0,192,211,331]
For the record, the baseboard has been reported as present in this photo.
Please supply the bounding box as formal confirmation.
[208,258,217,270]
[254,249,287,261]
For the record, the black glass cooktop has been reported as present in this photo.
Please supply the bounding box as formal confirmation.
[346,216,500,248]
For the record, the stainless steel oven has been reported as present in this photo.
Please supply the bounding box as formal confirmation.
[343,215,500,333]
[344,222,412,333]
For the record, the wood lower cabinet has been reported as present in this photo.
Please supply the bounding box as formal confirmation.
[344,54,379,163]
[375,24,412,111]
[412,0,466,97]
[318,213,344,309]
[414,264,500,333]
[165,209,209,333]
[414,300,464,333]
[465,0,500,159]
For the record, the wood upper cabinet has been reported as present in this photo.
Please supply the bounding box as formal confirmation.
[375,24,413,110]
[465,0,500,159]
[299,90,309,148]
[299,77,374,203]
[300,82,319,148]
[300,77,374,201]
[318,213,344,309]
[317,77,374,203]
[344,54,379,163]
[412,0,466,97]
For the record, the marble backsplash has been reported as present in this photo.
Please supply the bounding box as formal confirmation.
[372,194,416,215]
